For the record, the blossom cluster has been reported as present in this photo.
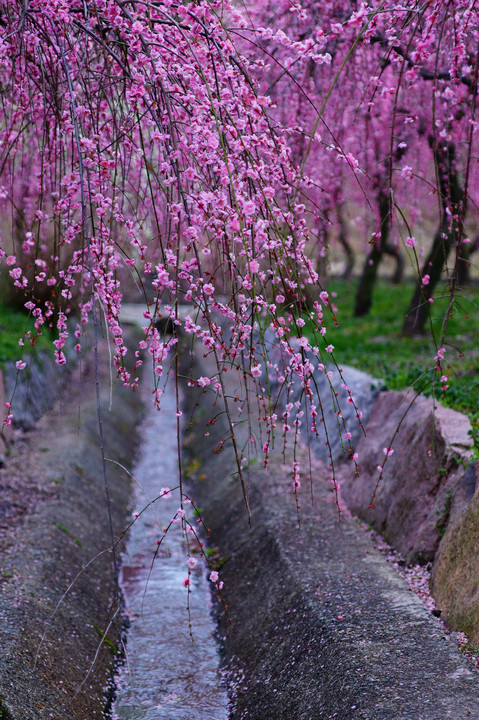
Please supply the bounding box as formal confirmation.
[0,0,477,489]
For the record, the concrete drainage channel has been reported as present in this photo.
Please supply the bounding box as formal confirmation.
[0,320,478,718]
[111,375,228,719]
[0,340,144,719]
[181,347,479,719]
[0,336,228,719]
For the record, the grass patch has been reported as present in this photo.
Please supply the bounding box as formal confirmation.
[92,623,119,656]
[0,300,52,366]
[304,278,479,426]
[54,522,83,547]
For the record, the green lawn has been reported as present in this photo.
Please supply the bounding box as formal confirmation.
[0,301,52,365]
[1,276,478,441]
[305,278,479,427]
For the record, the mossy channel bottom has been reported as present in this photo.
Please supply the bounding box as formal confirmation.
[111,380,228,720]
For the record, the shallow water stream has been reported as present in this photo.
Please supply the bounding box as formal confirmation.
[112,377,229,720]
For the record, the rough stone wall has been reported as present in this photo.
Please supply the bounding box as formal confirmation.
[2,328,79,432]
[259,330,383,466]
[339,390,473,564]
[431,462,479,646]
[336,388,479,647]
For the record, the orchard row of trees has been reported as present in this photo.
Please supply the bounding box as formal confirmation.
[243,0,478,331]
[0,1,477,483]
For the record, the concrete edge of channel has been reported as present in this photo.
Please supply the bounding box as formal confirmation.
[0,337,144,720]
[182,351,479,720]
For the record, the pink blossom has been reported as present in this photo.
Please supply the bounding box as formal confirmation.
[209,571,219,583]
[400,165,414,181]
[55,351,66,366]
[9,267,22,280]
[243,200,256,217]
[0,0,474,564]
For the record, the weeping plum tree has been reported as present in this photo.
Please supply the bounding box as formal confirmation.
[0,0,356,523]
[241,1,478,322]
[0,1,478,528]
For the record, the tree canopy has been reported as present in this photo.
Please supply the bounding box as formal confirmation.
[0,1,477,483]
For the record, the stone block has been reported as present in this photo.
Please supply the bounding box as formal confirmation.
[306,364,383,465]
[430,461,479,646]
[339,390,473,564]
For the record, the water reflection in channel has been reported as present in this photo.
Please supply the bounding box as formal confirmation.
[112,378,229,720]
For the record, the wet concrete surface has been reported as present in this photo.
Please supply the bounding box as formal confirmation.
[112,377,228,719]
[182,348,479,720]
[0,341,143,719]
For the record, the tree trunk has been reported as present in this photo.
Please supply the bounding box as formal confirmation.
[402,221,454,336]
[337,202,355,280]
[402,140,463,336]
[354,244,382,317]
[354,188,404,316]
